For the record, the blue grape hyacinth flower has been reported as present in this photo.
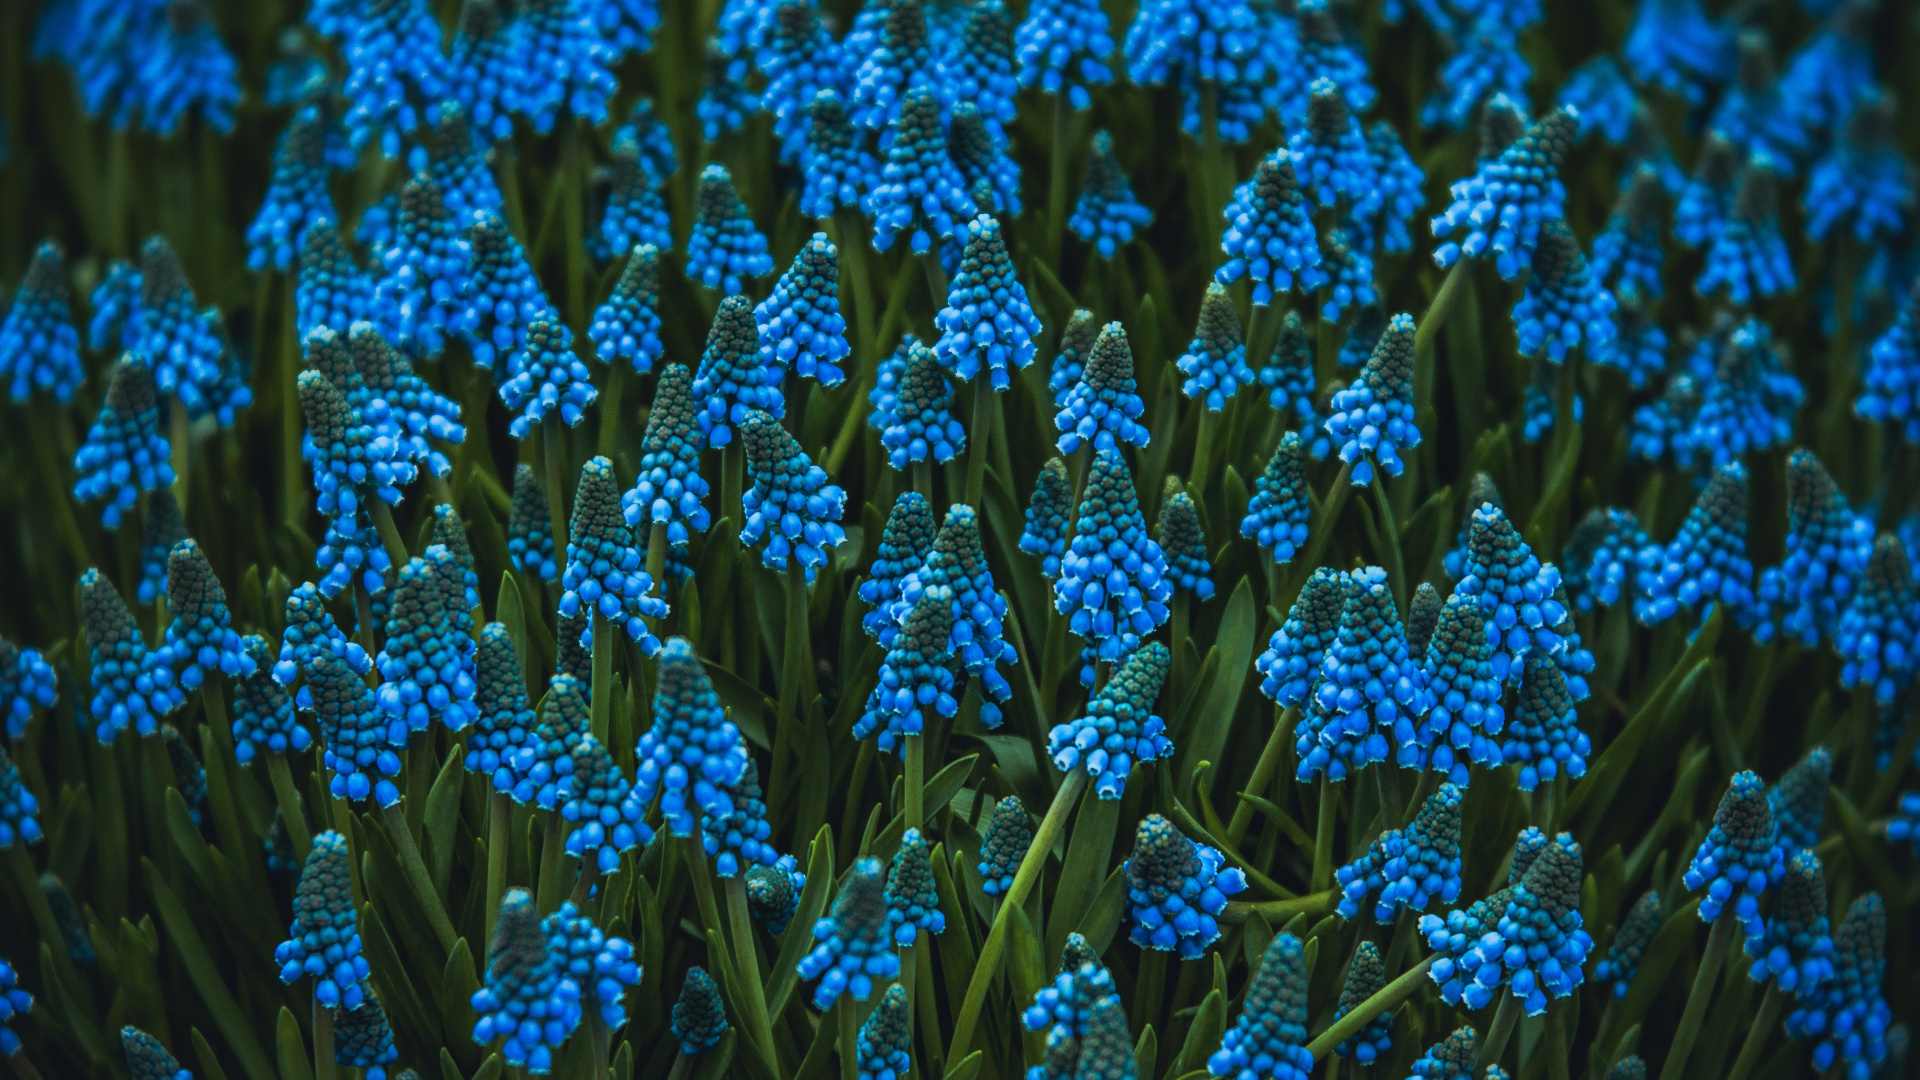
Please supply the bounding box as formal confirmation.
[1744,848,1835,999]
[885,828,946,943]
[1216,150,1326,305]
[297,357,404,536]
[1207,933,1312,1080]
[977,796,1031,897]
[276,831,371,1009]
[1177,283,1255,411]
[1557,56,1633,144]
[622,363,712,552]
[759,1,847,165]
[1020,458,1072,579]
[881,348,964,470]
[1048,310,1099,413]
[692,295,785,448]
[688,164,774,294]
[1403,1029,1478,1080]
[341,0,450,159]
[353,323,466,480]
[508,464,559,583]
[514,674,589,808]
[1562,508,1657,617]
[1592,891,1662,1000]
[1710,31,1807,169]
[447,0,520,143]
[296,223,374,341]
[1696,159,1796,305]
[1332,942,1393,1063]
[1501,650,1588,791]
[158,540,253,693]
[1292,80,1376,213]
[1336,782,1464,923]
[849,0,946,133]
[1805,92,1912,245]
[1123,814,1246,959]
[561,735,649,873]
[1047,641,1172,799]
[0,240,83,403]
[949,1,1018,142]
[1055,322,1149,454]
[1362,121,1425,256]
[670,967,727,1055]
[333,997,399,1080]
[739,411,849,581]
[1638,461,1756,627]
[80,567,181,744]
[855,984,911,1080]
[0,638,56,741]
[703,758,777,878]
[1858,280,1920,441]
[1404,594,1503,784]
[136,239,237,426]
[698,39,758,141]
[1317,228,1377,324]
[1836,535,1919,706]
[1769,747,1833,856]
[465,624,536,793]
[854,586,958,752]
[1431,106,1577,280]
[883,505,1017,715]
[1590,168,1667,301]
[1421,832,1593,1015]
[501,317,597,441]
[595,134,673,262]
[1606,290,1668,391]
[73,358,174,529]
[376,550,480,734]
[1241,432,1310,565]
[1684,771,1785,930]
[121,1026,192,1080]
[1053,449,1173,684]
[635,638,748,837]
[374,175,471,358]
[1623,0,1731,106]
[1324,312,1420,485]
[1785,893,1892,1080]
[1337,303,1387,370]
[1260,311,1318,426]
[275,581,370,709]
[1257,567,1351,710]
[1456,502,1565,683]
[1024,935,1119,1054]
[310,647,404,807]
[553,901,640,1028]
[1755,449,1873,647]
[758,233,850,387]
[558,456,667,653]
[1422,17,1532,133]
[1513,219,1616,363]
[0,745,42,850]
[1298,566,1429,782]
[1158,490,1214,600]
[590,245,666,374]
[860,491,936,637]
[933,215,1040,391]
[800,90,879,220]
[1014,0,1113,110]
[0,954,29,1055]
[510,0,616,134]
[463,210,553,383]
[472,889,583,1074]
[797,856,900,1009]
[1071,131,1152,259]
[249,107,336,272]
[1287,0,1375,115]
[1673,133,1741,248]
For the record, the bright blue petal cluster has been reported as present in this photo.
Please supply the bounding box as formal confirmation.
[275,831,371,1009]
[1778,8,1874,147]
[1513,219,1615,363]
[512,0,616,134]
[1241,433,1310,564]
[250,108,337,272]
[1744,848,1835,998]
[514,674,589,808]
[1625,369,1702,467]
[884,828,946,943]
[1325,312,1420,485]
[1055,322,1149,453]
[334,997,399,1079]
[693,295,784,448]
[1708,33,1806,170]
[849,0,947,133]
[297,224,375,341]
[341,0,450,159]
[594,133,673,262]
[800,90,878,219]
[558,456,667,652]
[501,317,598,440]
[1047,310,1098,412]
[1123,814,1246,958]
[275,582,371,712]
[1053,449,1173,683]
[703,758,776,877]
[860,492,936,637]
[933,215,1039,390]
[1360,122,1424,256]
[689,164,774,294]
[760,1,847,164]
[1070,132,1151,259]
[157,539,253,693]
[949,3,1018,142]
[1684,771,1785,928]
[1206,932,1312,1080]
[590,245,665,374]
[1023,935,1119,1064]
[1420,832,1593,1015]
[739,411,849,581]
[1807,92,1913,244]
[1590,169,1666,302]
[1422,20,1532,133]
[463,211,554,383]
[1019,458,1073,579]
[466,624,536,793]
[0,638,56,741]
[1014,0,1113,109]
[1332,942,1393,1063]
[1784,893,1893,1080]
[1176,284,1254,411]
[635,638,748,837]
[1696,160,1796,304]
[508,464,560,582]
[0,241,83,404]
[796,856,900,1009]
[1455,502,1565,683]
[1256,567,1350,709]
[1404,1029,1478,1080]
[1122,0,1263,142]
[376,549,480,734]
[1335,782,1464,922]
[1501,650,1587,791]
[1442,473,1502,581]
[1047,641,1172,799]
[1858,281,1920,441]
[977,796,1031,897]
[298,357,404,539]
[471,889,583,1074]
[0,745,42,850]
[358,323,466,479]
[1561,508,1657,615]
[1673,134,1740,248]
[699,40,759,141]
[854,586,958,753]
[1592,891,1662,999]
[621,363,711,557]
[80,567,181,744]
[1604,292,1668,392]
[1158,491,1213,600]
[1768,746,1832,856]
[855,985,910,1080]
[1403,593,1502,784]
[1836,535,1919,705]
[1755,450,1873,647]
[1298,566,1429,781]
[121,1026,193,1080]
[759,233,850,387]
[881,347,964,469]
[448,0,519,143]
[1557,56,1633,144]
[1622,0,1731,106]
[1431,107,1576,280]
[311,647,404,807]
[137,237,241,424]
[1216,150,1326,304]
[0,954,29,1055]
[375,175,471,357]
[560,735,649,872]
[1260,311,1318,426]
[73,359,174,529]
[1318,228,1377,323]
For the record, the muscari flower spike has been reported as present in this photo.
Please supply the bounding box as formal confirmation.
[1403,594,1503,784]
[1592,890,1663,1000]
[276,831,370,1009]
[692,295,785,448]
[1055,322,1149,453]
[555,612,593,693]
[298,359,403,536]
[375,175,470,358]
[738,410,849,580]
[1292,80,1376,215]
[510,0,616,134]
[758,234,850,387]
[1513,219,1615,364]
[0,240,83,403]
[1557,56,1633,144]
[885,828,946,943]
[688,164,774,295]
[429,508,481,614]
[1807,91,1913,245]
[882,347,965,470]
[1048,641,1172,799]
[854,984,910,1080]
[1048,310,1099,413]
[594,133,673,262]
[1837,535,1920,706]
[1431,106,1576,280]
[1696,159,1796,305]
[0,745,42,849]
[797,856,900,1009]
[759,1,846,166]
[249,107,336,272]
[1124,814,1246,958]
[849,0,945,132]
[589,245,665,374]
[622,363,712,553]
[1786,892,1893,1080]
[513,673,588,807]
[275,581,370,706]
[40,873,91,965]
[136,489,186,605]
[670,967,727,1055]
[1054,450,1172,683]
[1638,461,1756,627]
[1745,848,1835,998]
[502,316,599,440]
[1674,133,1740,248]
[73,357,175,529]
[1019,458,1072,579]
[1443,473,1503,580]
[1177,283,1254,412]
[1755,449,1872,647]
[334,996,399,1079]
[507,463,559,582]
[1240,433,1310,565]
[1296,566,1428,781]
[747,854,808,934]
[1422,832,1592,1015]
[977,796,1031,896]
[81,567,182,744]
[1216,150,1326,305]
[1070,131,1151,259]
[560,735,649,872]
[159,722,206,825]
[447,0,519,143]
[465,624,536,793]
[1363,121,1425,256]
[1422,16,1533,134]
[1023,935,1119,1059]
[800,90,879,220]
[1606,290,1668,392]
[1332,941,1392,1062]
[1406,1028,1478,1080]
[860,491,937,638]
[697,38,758,141]
[1623,0,1731,106]
[471,889,583,1074]
[341,0,449,158]
[158,539,253,692]
[310,648,404,806]
[1335,781,1464,923]
[703,757,776,877]
[463,210,553,382]
[1158,490,1214,600]
[1590,167,1667,301]
[296,223,375,341]
[1325,312,1420,486]
[932,215,1040,391]
[1710,31,1806,168]
[0,638,56,741]
[1501,650,1587,791]
[1260,310,1318,428]
[854,585,958,752]
[1685,319,1801,471]
[1207,932,1311,1080]
[1317,227,1377,324]
[1256,567,1350,709]
[1561,509,1657,615]
[376,550,480,733]
[122,1027,192,1080]
[1014,0,1112,109]
[632,638,747,837]
[1859,281,1920,442]
[951,104,1023,219]
[558,456,666,652]
[1685,770,1785,929]
[1766,747,1832,859]
[1123,0,1262,143]
[1456,502,1564,683]
[549,904,641,1032]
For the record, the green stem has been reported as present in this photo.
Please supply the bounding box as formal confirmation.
[544,415,572,568]
[722,442,744,532]
[1655,913,1736,1080]
[1723,982,1786,1080]
[1544,999,1571,1080]
[1311,775,1336,893]
[1305,955,1439,1059]
[537,811,566,914]
[1369,472,1406,611]
[1219,888,1338,926]
[681,836,734,974]
[903,732,926,832]
[922,251,949,313]
[964,383,995,509]
[1225,706,1295,846]
[7,1050,49,1080]
[369,501,409,572]
[913,458,933,503]
[777,563,808,731]
[946,769,1088,1063]
[725,874,778,1068]
[913,928,942,1078]
[486,791,509,947]
[1190,408,1221,495]
[838,996,859,1080]
[313,994,336,1080]
[1471,989,1525,1075]
[1373,760,1405,832]
[379,803,459,954]
[170,398,191,512]
[831,209,876,364]
[1413,260,1470,368]
[665,1051,693,1080]
[597,361,626,461]
[266,751,313,864]
[1295,462,1356,597]
[591,611,613,743]
[5,844,84,1008]
[1132,947,1166,1035]
[1047,93,1072,267]
[1245,302,1277,376]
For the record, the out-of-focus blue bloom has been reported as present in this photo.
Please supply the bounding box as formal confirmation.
[869,88,976,253]
[1325,312,1419,485]
[1558,56,1633,144]
[1625,369,1701,467]
[594,132,673,263]
[703,758,775,877]
[1019,458,1072,579]
[759,233,850,387]
[250,108,336,272]
[1055,450,1172,684]
[633,637,747,834]
[1685,771,1784,929]
[933,215,1042,391]
[1432,107,1576,280]
[511,0,616,134]
[0,638,56,741]
[74,359,174,530]
[800,90,878,219]
[1709,31,1807,171]
[692,296,783,448]
[689,164,774,294]
[1685,317,1802,470]
[1047,310,1098,413]
[1123,814,1245,958]
[670,967,727,1055]
[1456,502,1565,683]
[886,505,1015,719]
[1674,133,1741,248]
[698,39,758,141]
[1592,168,1666,301]
[1360,122,1423,257]
[880,346,965,470]
[124,0,241,135]
[593,0,659,58]
[1621,102,1686,198]
[157,539,252,693]
[1336,782,1464,924]
[1292,80,1376,212]
[1048,640,1171,799]
[0,746,42,850]
[1318,228,1377,324]
[950,2,1017,143]
[1888,792,1920,854]
[1298,566,1429,782]
[1176,284,1254,412]
[560,735,648,872]
[1756,450,1873,647]
[1241,433,1309,564]
[977,796,1031,897]
[1259,310,1317,422]
[296,223,375,340]
[1769,747,1833,856]
[41,873,91,965]
[88,259,140,353]
[854,585,958,752]
[1332,942,1392,1063]
[861,491,936,637]
[1257,567,1350,710]
[1014,0,1112,110]
[747,854,806,934]
[1521,359,1576,443]
[342,0,449,158]
[421,103,504,224]
[1806,92,1914,244]
[1403,594,1502,785]
[1779,5,1875,152]
[558,456,666,652]
[0,240,82,404]
[1123,0,1262,143]
[797,857,899,1009]
[375,175,471,358]
[1055,322,1148,453]
[508,463,558,582]
[1860,281,1920,441]
[1422,20,1532,134]
[1837,535,1918,705]
[1069,132,1149,258]
[591,245,665,374]
[1290,0,1374,116]
[884,828,945,943]
[276,830,371,1009]
[1207,932,1311,1080]
[1697,159,1796,304]
[739,411,848,581]
[136,236,236,423]
[1744,848,1835,998]
[1605,290,1668,391]
[1623,0,1731,106]
[1501,650,1587,791]
[466,624,535,793]
[1217,150,1325,305]
[1562,508,1657,615]
[760,1,847,165]
[449,0,520,143]
[850,0,946,132]
[1422,832,1592,1015]
[472,889,582,1073]
[501,317,597,440]
[1785,892,1892,1080]
[1593,891,1663,1000]
[714,0,775,57]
